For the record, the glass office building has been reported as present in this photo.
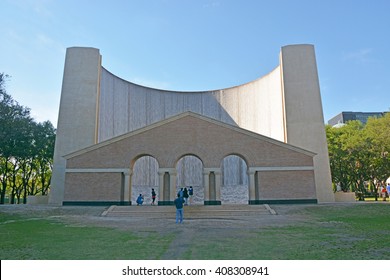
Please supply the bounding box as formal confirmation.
[328,111,386,126]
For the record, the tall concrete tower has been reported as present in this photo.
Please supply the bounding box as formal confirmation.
[280,45,334,202]
[49,47,101,205]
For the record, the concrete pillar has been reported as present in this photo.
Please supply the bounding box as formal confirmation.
[169,170,177,201]
[280,44,334,203]
[203,171,210,202]
[254,171,260,200]
[248,169,256,204]
[49,47,101,205]
[214,170,222,202]
[158,168,175,205]
[123,171,131,205]
[204,168,221,205]
[158,171,165,202]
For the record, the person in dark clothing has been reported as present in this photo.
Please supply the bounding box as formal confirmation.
[188,186,194,205]
[174,193,185,223]
[151,188,156,205]
[183,187,189,205]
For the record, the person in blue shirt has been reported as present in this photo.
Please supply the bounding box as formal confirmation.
[386,183,390,201]
[136,194,144,206]
[178,188,184,198]
[174,193,185,223]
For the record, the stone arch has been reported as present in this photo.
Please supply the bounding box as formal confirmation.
[221,154,249,204]
[175,154,204,205]
[130,154,159,205]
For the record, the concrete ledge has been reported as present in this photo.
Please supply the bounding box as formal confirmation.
[27,195,49,205]
[250,199,318,204]
[334,192,356,202]
[264,204,277,215]
[62,201,131,206]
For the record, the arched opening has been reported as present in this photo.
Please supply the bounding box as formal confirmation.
[131,155,159,205]
[221,154,249,204]
[176,155,204,205]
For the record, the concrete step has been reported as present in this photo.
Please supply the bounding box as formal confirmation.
[102,204,275,218]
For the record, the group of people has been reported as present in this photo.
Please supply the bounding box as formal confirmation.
[177,186,194,205]
[136,186,195,224]
[136,188,157,206]
[378,182,390,201]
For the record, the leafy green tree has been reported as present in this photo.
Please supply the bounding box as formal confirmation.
[0,73,56,204]
[30,121,55,196]
[363,113,390,183]
[327,113,390,198]
[0,73,33,203]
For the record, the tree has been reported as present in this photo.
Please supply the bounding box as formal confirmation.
[364,113,390,183]
[326,114,390,198]
[0,73,32,203]
[0,73,56,204]
[30,121,55,196]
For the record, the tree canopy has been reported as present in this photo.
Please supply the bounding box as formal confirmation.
[0,73,56,204]
[326,113,390,194]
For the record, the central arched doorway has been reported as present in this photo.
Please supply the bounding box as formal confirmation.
[176,154,204,205]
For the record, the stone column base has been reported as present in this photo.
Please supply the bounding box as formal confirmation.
[158,201,174,206]
[204,200,221,205]
[334,192,356,202]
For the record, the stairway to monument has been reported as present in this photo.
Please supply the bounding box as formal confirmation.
[102,204,276,218]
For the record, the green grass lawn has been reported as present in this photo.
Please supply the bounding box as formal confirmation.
[0,215,174,260]
[182,204,390,259]
[1,204,389,260]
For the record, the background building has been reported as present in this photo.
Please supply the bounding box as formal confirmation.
[328,111,386,127]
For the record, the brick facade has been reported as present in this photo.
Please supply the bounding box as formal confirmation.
[63,112,316,205]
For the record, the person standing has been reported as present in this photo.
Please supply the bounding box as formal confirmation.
[379,183,384,199]
[381,185,387,201]
[178,187,184,198]
[174,193,185,224]
[183,187,189,205]
[386,183,390,202]
[151,188,156,205]
[188,186,194,205]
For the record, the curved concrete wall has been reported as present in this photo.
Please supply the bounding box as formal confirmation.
[98,67,284,141]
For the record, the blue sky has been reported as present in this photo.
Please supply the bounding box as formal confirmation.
[1,0,389,126]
